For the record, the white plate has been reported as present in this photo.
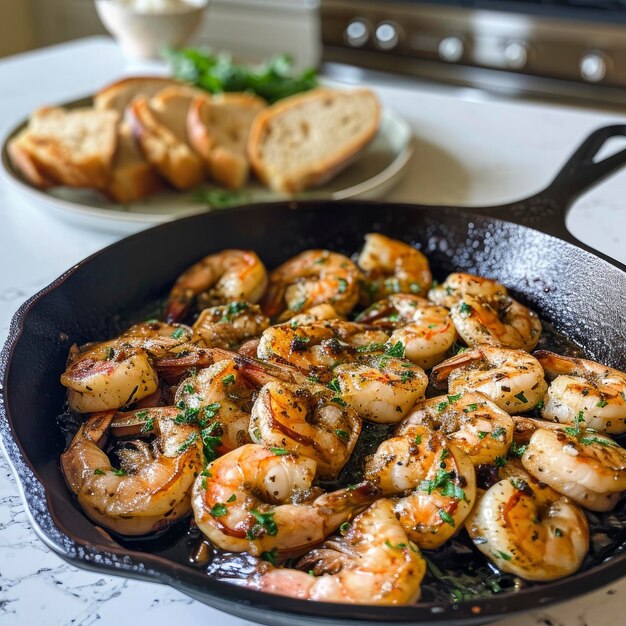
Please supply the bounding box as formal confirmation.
[1,98,414,235]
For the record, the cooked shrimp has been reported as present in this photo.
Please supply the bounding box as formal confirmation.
[164,250,268,323]
[428,272,507,309]
[431,346,548,413]
[261,250,360,321]
[466,462,589,581]
[332,358,428,424]
[356,294,457,369]
[61,408,203,535]
[358,233,432,302]
[513,417,626,512]
[175,359,256,454]
[287,303,345,325]
[365,427,476,548]
[61,321,191,413]
[249,499,426,605]
[192,444,379,555]
[249,381,362,478]
[191,302,270,350]
[398,392,513,466]
[257,319,389,379]
[536,350,626,434]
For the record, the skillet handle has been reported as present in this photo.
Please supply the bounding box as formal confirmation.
[469,124,626,246]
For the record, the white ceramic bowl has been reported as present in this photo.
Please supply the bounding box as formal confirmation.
[94,0,208,60]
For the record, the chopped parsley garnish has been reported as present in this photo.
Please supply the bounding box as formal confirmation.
[220,301,249,322]
[113,468,126,476]
[141,417,155,433]
[536,398,544,410]
[459,302,471,317]
[203,402,221,423]
[210,503,228,518]
[339,522,350,536]
[222,373,236,386]
[270,447,290,456]
[201,421,222,463]
[337,278,348,293]
[292,298,307,312]
[248,509,278,537]
[401,370,416,383]
[261,550,278,566]
[447,393,462,403]
[463,403,478,413]
[385,341,405,358]
[331,396,347,407]
[477,431,488,440]
[554,528,563,537]
[438,509,455,527]
[227,493,237,503]
[440,481,466,501]
[290,334,310,351]
[171,327,185,339]
[177,432,198,454]
[355,342,386,353]
[597,399,608,408]
[514,391,528,403]
[335,429,349,440]
[94,468,105,475]
[509,441,527,457]
[510,478,528,491]
[494,456,507,467]
[495,550,512,561]
[414,434,422,445]
[183,383,195,394]
[579,436,617,447]
[104,346,115,360]
[327,378,341,393]
[491,427,507,441]
[436,400,449,413]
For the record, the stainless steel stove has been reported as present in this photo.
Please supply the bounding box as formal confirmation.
[321,0,626,106]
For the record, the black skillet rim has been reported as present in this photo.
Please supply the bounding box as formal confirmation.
[1,200,625,625]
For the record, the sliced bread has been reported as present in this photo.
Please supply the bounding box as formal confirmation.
[9,106,119,189]
[187,93,266,189]
[247,88,380,193]
[104,122,163,203]
[94,76,181,113]
[8,131,57,189]
[129,85,206,190]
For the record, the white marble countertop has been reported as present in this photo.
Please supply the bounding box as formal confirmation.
[1,37,625,626]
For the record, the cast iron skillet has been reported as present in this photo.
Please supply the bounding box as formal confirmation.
[1,125,626,626]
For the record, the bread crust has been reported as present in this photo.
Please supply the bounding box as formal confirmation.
[94,76,181,113]
[129,94,205,191]
[247,88,381,194]
[187,92,266,189]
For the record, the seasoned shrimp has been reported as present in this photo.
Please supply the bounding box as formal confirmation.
[250,381,362,478]
[428,272,507,309]
[175,358,257,454]
[249,499,426,605]
[61,408,203,535]
[332,357,428,424]
[356,294,457,369]
[61,321,191,413]
[192,444,379,555]
[451,295,541,352]
[536,350,626,434]
[164,250,268,323]
[261,250,360,321]
[512,416,626,512]
[466,462,589,581]
[358,233,432,302]
[257,319,389,378]
[398,392,514,466]
[191,302,270,350]
[365,427,476,548]
[287,303,345,325]
[432,346,548,413]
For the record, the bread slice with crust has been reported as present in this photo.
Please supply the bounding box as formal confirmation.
[7,131,57,189]
[104,122,163,203]
[94,76,181,114]
[9,106,119,189]
[129,85,206,190]
[187,93,266,189]
[247,88,380,193]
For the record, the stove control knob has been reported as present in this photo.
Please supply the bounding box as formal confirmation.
[345,19,369,48]
[375,22,399,50]
[504,41,528,69]
[580,52,607,82]
[438,36,464,63]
